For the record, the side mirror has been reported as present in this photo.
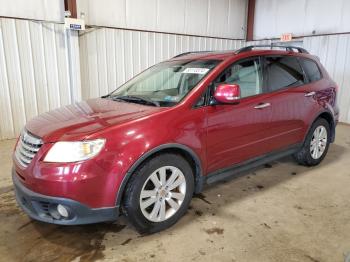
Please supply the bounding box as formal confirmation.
[213,84,241,104]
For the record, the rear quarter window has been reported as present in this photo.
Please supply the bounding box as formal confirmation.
[299,58,322,82]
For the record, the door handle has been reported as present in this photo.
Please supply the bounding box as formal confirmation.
[304,91,316,97]
[254,102,271,109]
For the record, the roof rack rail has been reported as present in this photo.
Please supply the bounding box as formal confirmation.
[173,51,213,58]
[235,44,309,54]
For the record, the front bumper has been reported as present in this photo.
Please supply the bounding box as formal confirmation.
[12,170,120,225]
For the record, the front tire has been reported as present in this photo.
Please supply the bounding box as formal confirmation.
[294,118,330,166]
[123,153,194,234]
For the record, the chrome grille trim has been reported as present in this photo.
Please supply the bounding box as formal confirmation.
[15,130,43,168]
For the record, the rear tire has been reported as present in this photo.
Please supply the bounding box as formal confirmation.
[123,153,194,234]
[294,118,330,166]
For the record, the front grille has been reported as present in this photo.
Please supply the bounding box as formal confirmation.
[15,129,43,168]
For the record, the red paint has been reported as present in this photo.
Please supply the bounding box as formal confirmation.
[13,49,339,208]
[214,84,241,103]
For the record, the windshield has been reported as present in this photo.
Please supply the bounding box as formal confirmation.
[109,59,220,107]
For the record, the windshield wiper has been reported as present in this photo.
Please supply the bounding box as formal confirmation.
[111,95,160,107]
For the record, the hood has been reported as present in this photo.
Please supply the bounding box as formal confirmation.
[25,98,164,142]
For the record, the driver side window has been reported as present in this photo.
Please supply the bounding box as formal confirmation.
[214,57,263,98]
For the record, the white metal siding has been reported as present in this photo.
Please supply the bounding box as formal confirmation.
[0,17,80,140]
[254,0,350,39]
[304,35,350,123]
[76,0,247,39]
[0,0,64,22]
[79,27,245,99]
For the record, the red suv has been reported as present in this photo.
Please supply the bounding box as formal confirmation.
[12,45,339,233]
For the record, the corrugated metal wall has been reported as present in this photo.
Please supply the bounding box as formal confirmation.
[0,0,64,22]
[77,0,247,39]
[79,27,245,99]
[304,34,350,123]
[254,0,350,39]
[0,17,80,140]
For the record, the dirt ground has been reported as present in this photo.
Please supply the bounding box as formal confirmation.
[1,124,350,262]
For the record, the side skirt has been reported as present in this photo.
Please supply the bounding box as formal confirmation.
[204,143,302,185]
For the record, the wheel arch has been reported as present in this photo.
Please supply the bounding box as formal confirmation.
[115,143,204,208]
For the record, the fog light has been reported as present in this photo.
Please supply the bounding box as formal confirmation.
[57,204,69,218]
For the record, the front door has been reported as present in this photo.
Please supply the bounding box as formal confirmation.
[206,57,273,174]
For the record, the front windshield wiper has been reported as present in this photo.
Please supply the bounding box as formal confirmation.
[111,95,160,107]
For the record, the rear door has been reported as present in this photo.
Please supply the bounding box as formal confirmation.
[262,55,318,151]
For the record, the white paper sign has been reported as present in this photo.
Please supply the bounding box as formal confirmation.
[182,68,209,74]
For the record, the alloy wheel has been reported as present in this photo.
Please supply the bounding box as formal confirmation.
[139,166,186,222]
[310,125,328,159]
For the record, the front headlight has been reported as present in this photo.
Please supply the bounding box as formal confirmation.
[44,139,106,163]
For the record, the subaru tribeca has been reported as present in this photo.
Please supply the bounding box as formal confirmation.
[12,45,339,233]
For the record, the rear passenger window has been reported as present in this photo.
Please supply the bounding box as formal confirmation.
[265,56,305,92]
[300,58,322,82]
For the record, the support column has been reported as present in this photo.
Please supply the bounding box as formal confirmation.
[246,0,256,41]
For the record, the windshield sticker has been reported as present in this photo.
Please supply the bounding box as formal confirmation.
[182,68,210,74]
[164,96,179,102]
